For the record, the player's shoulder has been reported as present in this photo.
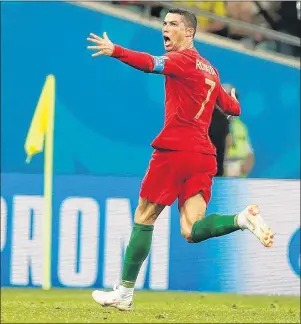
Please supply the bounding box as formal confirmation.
[183,50,218,72]
[164,49,196,61]
[198,55,211,65]
[195,53,220,79]
[163,51,183,60]
[197,53,216,70]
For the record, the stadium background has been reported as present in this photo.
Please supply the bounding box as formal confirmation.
[1,1,300,296]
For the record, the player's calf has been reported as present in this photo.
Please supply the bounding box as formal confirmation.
[180,193,240,243]
[94,198,166,312]
[180,196,274,247]
[120,199,164,291]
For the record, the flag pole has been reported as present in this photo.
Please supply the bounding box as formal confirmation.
[24,74,56,290]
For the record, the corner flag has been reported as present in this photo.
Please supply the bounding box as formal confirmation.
[24,74,56,290]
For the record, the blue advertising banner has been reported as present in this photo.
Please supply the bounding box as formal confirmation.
[1,174,300,295]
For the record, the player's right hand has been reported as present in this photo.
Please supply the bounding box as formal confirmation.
[87,32,114,57]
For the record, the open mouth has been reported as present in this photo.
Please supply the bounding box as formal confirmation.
[163,36,171,46]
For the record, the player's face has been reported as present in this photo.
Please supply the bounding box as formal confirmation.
[162,13,187,52]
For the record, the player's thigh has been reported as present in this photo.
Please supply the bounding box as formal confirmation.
[134,197,166,225]
[178,154,216,210]
[179,154,216,237]
[140,150,180,207]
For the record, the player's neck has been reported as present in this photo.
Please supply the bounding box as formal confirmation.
[179,40,195,51]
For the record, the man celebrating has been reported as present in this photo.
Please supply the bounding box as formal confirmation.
[87,8,274,311]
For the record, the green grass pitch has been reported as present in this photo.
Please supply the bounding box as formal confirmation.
[1,288,300,323]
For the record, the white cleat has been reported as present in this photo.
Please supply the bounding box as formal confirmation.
[238,204,274,248]
[92,284,133,311]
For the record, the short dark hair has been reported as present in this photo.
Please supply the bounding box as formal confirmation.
[167,8,197,36]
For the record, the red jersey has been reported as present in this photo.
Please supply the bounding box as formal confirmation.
[112,46,241,155]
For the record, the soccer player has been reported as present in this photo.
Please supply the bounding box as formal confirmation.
[87,8,274,311]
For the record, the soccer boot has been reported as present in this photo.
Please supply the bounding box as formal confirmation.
[238,204,274,247]
[92,283,133,311]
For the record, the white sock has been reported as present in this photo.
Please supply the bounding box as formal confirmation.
[236,212,248,230]
[119,285,134,296]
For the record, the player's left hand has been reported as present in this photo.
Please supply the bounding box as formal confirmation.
[226,88,238,119]
[87,32,114,57]
[230,88,238,102]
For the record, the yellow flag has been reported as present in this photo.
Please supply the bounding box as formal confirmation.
[24,74,56,290]
[24,75,55,163]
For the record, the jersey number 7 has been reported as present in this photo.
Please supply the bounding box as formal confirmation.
[194,78,216,120]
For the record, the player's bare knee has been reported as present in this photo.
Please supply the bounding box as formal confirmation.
[180,195,206,242]
[180,216,194,243]
[181,226,194,243]
[180,222,193,242]
[134,198,165,225]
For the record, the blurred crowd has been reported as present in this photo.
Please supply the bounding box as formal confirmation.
[111,1,301,58]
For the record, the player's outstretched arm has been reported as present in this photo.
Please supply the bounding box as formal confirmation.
[217,83,241,116]
[87,32,155,72]
[87,32,184,76]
